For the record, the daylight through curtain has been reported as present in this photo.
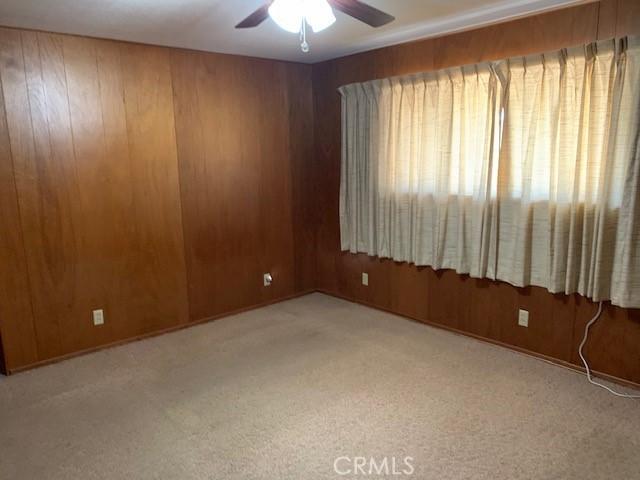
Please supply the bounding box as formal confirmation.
[339,37,640,308]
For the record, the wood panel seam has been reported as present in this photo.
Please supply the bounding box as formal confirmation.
[0,36,40,363]
[8,31,43,361]
[168,51,193,321]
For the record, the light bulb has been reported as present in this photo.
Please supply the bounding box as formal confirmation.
[268,0,304,33]
[305,0,336,33]
[268,0,336,34]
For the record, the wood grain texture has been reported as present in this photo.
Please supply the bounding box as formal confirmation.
[0,27,315,370]
[170,50,305,320]
[0,28,71,361]
[311,1,640,383]
[0,1,636,376]
[286,63,317,293]
[572,300,640,384]
[0,32,181,367]
[597,0,619,39]
[0,29,39,369]
[615,0,640,36]
[120,43,190,333]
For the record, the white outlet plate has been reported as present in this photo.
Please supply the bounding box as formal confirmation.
[92,309,105,326]
[362,272,369,286]
[263,273,273,287]
[518,309,529,327]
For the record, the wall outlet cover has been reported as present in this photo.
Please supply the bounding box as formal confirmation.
[92,309,105,326]
[518,309,529,327]
[362,272,369,286]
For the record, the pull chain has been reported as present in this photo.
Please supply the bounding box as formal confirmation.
[300,17,309,52]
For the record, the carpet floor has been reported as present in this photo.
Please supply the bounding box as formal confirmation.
[1,293,638,479]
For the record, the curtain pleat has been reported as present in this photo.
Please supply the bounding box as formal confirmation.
[338,37,640,308]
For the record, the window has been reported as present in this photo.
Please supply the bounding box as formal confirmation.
[339,37,640,308]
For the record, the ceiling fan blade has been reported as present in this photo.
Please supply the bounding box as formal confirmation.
[235,2,273,28]
[328,0,395,27]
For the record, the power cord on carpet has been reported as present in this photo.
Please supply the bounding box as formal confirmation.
[578,301,640,399]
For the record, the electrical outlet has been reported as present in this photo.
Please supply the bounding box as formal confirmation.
[362,272,369,286]
[263,273,273,287]
[518,309,529,327]
[92,309,105,326]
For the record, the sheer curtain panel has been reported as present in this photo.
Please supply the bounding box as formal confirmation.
[339,37,640,308]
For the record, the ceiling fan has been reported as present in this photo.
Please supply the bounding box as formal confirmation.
[236,0,395,52]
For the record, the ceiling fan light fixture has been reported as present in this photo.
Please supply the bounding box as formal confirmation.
[268,0,304,33]
[305,0,336,33]
[268,0,336,34]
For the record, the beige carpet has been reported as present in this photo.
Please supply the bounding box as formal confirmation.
[1,293,638,479]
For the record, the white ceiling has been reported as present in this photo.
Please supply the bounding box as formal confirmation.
[0,0,587,63]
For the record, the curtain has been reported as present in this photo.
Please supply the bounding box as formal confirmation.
[339,37,640,308]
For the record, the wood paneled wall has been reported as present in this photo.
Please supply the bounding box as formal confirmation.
[0,28,314,372]
[0,1,638,381]
[172,52,289,319]
[311,0,640,385]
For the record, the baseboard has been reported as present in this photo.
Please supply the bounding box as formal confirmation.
[9,287,640,392]
[7,289,315,375]
[315,288,640,392]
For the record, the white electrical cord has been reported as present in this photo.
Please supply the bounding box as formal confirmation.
[578,301,640,399]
